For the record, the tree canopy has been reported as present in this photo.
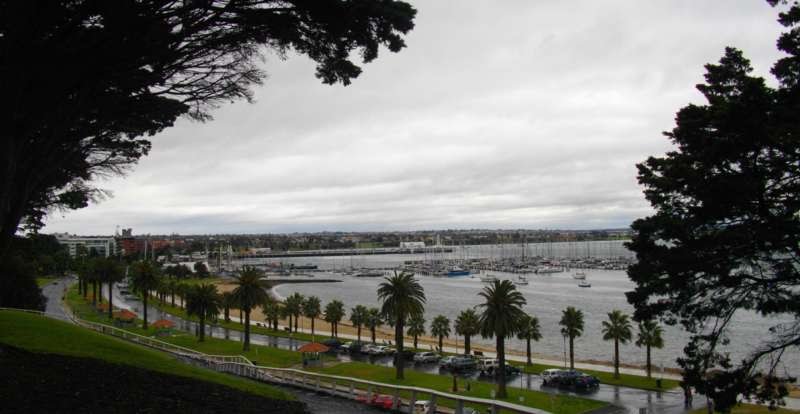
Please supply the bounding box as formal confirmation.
[626,1,800,410]
[0,0,416,253]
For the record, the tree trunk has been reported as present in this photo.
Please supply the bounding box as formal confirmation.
[294,314,298,332]
[371,327,376,343]
[239,308,242,325]
[395,319,405,380]
[464,335,471,356]
[311,317,316,337]
[91,281,97,306]
[243,309,250,351]
[288,314,292,332]
[224,305,230,322]
[569,335,575,369]
[646,345,652,378]
[614,338,620,379]
[108,281,113,320]
[497,335,507,398]
[199,315,206,341]
[526,337,532,366]
[171,291,175,307]
[413,334,418,349]
[142,294,149,330]
[357,325,362,342]
[438,335,443,351]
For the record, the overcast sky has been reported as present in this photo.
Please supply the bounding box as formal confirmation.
[43,1,786,235]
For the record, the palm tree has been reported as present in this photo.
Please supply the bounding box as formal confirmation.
[262,296,281,331]
[285,292,304,333]
[303,295,322,339]
[478,279,526,399]
[230,267,269,351]
[430,315,451,352]
[186,283,220,342]
[220,291,233,322]
[324,300,345,338]
[93,257,124,320]
[560,306,584,370]
[517,314,543,366]
[602,310,633,379]
[377,271,426,380]
[406,314,426,349]
[365,307,383,344]
[455,308,480,356]
[350,305,368,342]
[636,319,664,378]
[130,260,161,330]
[167,278,178,307]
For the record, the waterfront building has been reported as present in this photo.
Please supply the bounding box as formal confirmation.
[54,233,117,257]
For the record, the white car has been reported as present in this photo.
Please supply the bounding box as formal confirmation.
[477,357,499,371]
[541,368,565,384]
[413,352,440,363]
[413,400,431,414]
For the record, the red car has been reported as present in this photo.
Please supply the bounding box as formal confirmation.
[356,394,395,410]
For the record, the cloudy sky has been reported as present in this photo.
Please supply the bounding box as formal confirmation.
[43,1,786,235]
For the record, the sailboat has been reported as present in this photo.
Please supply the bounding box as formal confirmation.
[515,275,529,286]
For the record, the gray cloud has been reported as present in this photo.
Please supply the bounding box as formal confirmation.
[43,1,787,235]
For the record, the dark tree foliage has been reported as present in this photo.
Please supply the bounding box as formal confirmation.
[0,256,47,311]
[0,0,416,254]
[626,2,800,411]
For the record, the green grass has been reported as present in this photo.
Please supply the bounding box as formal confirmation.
[0,309,293,400]
[690,404,800,414]
[155,300,325,343]
[35,277,57,287]
[519,362,680,391]
[180,276,225,286]
[66,285,304,368]
[314,362,606,414]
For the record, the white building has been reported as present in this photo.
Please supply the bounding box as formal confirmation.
[54,233,117,258]
[400,241,426,249]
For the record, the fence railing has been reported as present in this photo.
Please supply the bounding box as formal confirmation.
[0,307,549,414]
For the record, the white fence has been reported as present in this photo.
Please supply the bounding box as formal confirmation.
[0,307,549,414]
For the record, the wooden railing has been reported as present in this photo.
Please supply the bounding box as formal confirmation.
[0,307,549,414]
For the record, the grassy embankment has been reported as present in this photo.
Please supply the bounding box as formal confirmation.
[314,362,606,414]
[66,285,303,368]
[0,309,293,401]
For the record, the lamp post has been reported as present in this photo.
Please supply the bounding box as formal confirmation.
[562,334,567,368]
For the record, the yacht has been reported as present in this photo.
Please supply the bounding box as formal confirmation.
[578,280,591,288]
[515,275,529,286]
[573,271,587,280]
[480,274,498,283]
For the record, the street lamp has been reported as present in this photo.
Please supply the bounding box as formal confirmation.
[562,334,567,368]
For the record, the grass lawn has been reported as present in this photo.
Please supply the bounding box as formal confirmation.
[0,309,293,400]
[314,362,606,414]
[690,404,800,414]
[65,285,304,368]
[519,362,680,391]
[35,276,57,287]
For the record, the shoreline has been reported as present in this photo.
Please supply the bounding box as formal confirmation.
[217,281,682,380]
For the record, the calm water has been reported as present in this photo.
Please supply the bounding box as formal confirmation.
[272,241,798,373]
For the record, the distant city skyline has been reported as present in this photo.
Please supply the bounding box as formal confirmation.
[42,1,786,235]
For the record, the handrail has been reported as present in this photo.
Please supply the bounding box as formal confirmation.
[0,307,549,414]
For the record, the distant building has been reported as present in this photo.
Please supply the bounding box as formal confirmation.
[400,241,425,248]
[54,233,117,257]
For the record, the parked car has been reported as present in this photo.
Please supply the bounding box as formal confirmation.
[369,394,395,410]
[440,355,477,371]
[477,357,499,372]
[322,338,342,350]
[413,351,440,363]
[413,400,431,414]
[480,363,521,377]
[360,343,377,355]
[572,373,600,390]
[541,368,565,385]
